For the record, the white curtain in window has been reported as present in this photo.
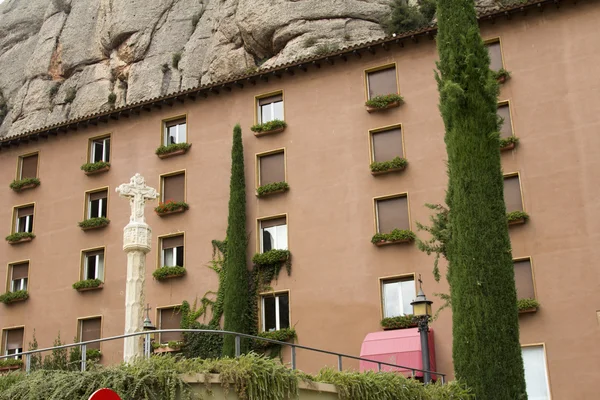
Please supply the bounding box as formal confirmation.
[260,101,284,123]
[522,346,550,400]
[383,279,416,318]
[262,225,287,252]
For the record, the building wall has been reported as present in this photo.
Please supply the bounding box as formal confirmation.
[1,2,599,398]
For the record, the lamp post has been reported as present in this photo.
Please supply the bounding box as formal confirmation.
[142,304,156,357]
[411,275,433,384]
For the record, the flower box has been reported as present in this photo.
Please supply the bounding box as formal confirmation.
[0,364,22,372]
[73,279,103,292]
[371,229,416,246]
[85,165,110,175]
[374,238,413,246]
[253,126,285,137]
[156,207,186,216]
[153,266,186,281]
[158,149,187,159]
[155,201,189,216]
[10,178,40,192]
[494,69,511,84]
[153,346,181,354]
[381,315,418,330]
[6,232,35,245]
[81,161,110,175]
[365,94,404,113]
[499,136,519,152]
[500,142,515,151]
[518,307,538,314]
[79,217,110,231]
[507,211,529,226]
[156,143,191,158]
[370,157,408,176]
[371,167,405,176]
[508,218,526,226]
[8,236,33,245]
[517,298,539,314]
[251,120,287,137]
[0,290,29,304]
[76,284,103,292]
[366,101,401,113]
[256,182,289,197]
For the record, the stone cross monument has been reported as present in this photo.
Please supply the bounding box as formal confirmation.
[116,174,158,363]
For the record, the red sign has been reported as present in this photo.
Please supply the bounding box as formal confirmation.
[88,389,122,400]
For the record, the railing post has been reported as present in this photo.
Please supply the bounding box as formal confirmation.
[25,354,31,373]
[80,344,87,372]
[337,355,343,371]
[411,369,415,379]
[378,362,382,372]
[234,335,241,357]
[441,375,445,385]
[144,333,151,358]
[291,346,296,370]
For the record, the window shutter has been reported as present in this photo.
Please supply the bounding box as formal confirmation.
[6,328,24,350]
[165,118,186,128]
[514,259,535,300]
[162,235,184,250]
[367,67,397,99]
[86,249,104,258]
[503,176,523,212]
[261,217,286,229]
[20,155,38,179]
[486,42,503,71]
[372,128,403,162]
[11,263,28,280]
[160,308,183,343]
[498,104,513,138]
[89,190,107,201]
[162,174,185,203]
[258,94,283,106]
[17,206,34,218]
[259,152,285,186]
[81,318,101,349]
[377,196,409,234]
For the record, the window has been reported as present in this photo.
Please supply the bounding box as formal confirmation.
[2,327,24,358]
[18,153,38,179]
[261,292,290,332]
[370,126,404,163]
[514,258,535,300]
[375,195,410,234]
[257,93,283,124]
[90,136,110,163]
[161,172,185,203]
[259,217,287,252]
[159,307,182,343]
[8,262,28,292]
[163,117,187,145]
[82,249,105,281]
[79,317,101,350]
[503,175,523,213]
[522,345,551,400]
[366,66,398,99]
[161,235,184,267]
[14,205,34,234]
[258,150,285,186]
[87,189,108,219]
[498,102,513,139]
[381,277,416,318]
[485,40,504,71]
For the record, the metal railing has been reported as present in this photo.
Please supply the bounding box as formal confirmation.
[0,329,445,383]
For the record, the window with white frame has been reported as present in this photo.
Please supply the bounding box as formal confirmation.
[83,249,105,281]
[164,118,187,145]
[9,262,28,292]
[3,328,24,358]
[257,93,284,124]
[161,235,184,267]
[381,277,416,318]
[90,136,110,163]
[15,205,34,233]
[261,292,290,332]
[87,190,108,219]
[260,217,287,253]
[522,345,551,400]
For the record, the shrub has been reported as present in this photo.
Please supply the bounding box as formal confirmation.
[303,37,317,48]
[172,52,182,69]
[72,279,103,291]
[254,328,297,350]
[365,94,404,109]
[371,229,416,244]
[313,43,338,56]
[107,92,117,104]
[65,88,77,103]
[499,136,519,149]
[517,298,539,311]
[49,83,60,99]
[494,68,511,82]
[381,314,416,330]
[153,266,186,280]
[0,359,23,368]
[250,119,287,133]
[78,217,110,229]
[383,0,435,35]
[0,290,29,304]
[507,211,530,223]
[256,181,289,197]
[370,156,408,173]
[5,232,35,243]
[9,177,40,191]
[155,200,189,214]
[155,142,191,155]
[80,161,110,173]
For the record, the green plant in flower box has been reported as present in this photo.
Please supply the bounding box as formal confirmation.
[256,181,289,197]
[72,279,103,291]
[370,157,408,173]
[254,328,297,350]
[155,142,191,156]
[155,200,189,214]
[507,211,529,224]
[9,177,40,191]
[499,136,519,150]
[250,119,287,133]
[381,315,416,330]
[252,249,292,284]
[371,229,416,244]
[78,217,110,229]
[494,68,511,83]
[153,266,186,280]
[80,161,110,173]
[0,290,29,304]
[5,232,35,243]
[517,298,539,311]
[0,358,23,368]
[365,94,404,109]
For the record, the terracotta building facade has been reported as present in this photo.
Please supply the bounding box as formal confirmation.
[1,1,599,398]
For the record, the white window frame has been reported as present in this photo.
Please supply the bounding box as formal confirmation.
[90,137,110,163]
[164,121,187,145]
[16,215,32,233]
[261,293,289,332]
[382,277,416,318]
[260,223,288,252]
[88,197,105,219]
[259,100,284,124]
[84,253,104,280]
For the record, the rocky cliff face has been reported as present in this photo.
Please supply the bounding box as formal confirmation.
[0,0,394,138]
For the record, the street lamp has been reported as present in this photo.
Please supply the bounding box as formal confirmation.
[142,304,156,356]
[411,275,433,384]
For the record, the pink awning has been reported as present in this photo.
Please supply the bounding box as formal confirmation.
[359,328,436,379]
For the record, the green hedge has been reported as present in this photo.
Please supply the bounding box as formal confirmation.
[78,217,110,229]
[155,142,191,156]
[380,314,416,330]
[254,328,297,350]
[72,279,103,291]
[5,232,35,243]
[9,178,40,191]
[371,229,416,244]
[80,161,110,173]
[256,181,289,197]
[155,201,189,214]
[153,266,186,281]
[517,298,539,311]
[365,94,404,109]
[250,119,287,133]
[370,156,408,173]
[499,136,519,149]
[0,290,29,304]
[507,211,529,223]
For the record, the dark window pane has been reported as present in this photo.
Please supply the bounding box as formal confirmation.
[262,231,273,252]
[93,142,104,163]
[278,294,290,329]
[87,256,97,279]
[104,138,110,162]
[90,199,100,218]
[263,297,276,331]
[176,246,184,266]
[101,199,107,218]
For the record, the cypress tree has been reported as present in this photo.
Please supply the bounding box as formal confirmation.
[435,0,527,398]
[222,124,250,357]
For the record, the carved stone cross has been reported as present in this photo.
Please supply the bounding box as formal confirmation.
[116,173,158,223]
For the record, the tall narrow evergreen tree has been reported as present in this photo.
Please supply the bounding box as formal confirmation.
[435,0,527,398]
[222,124,250,357]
